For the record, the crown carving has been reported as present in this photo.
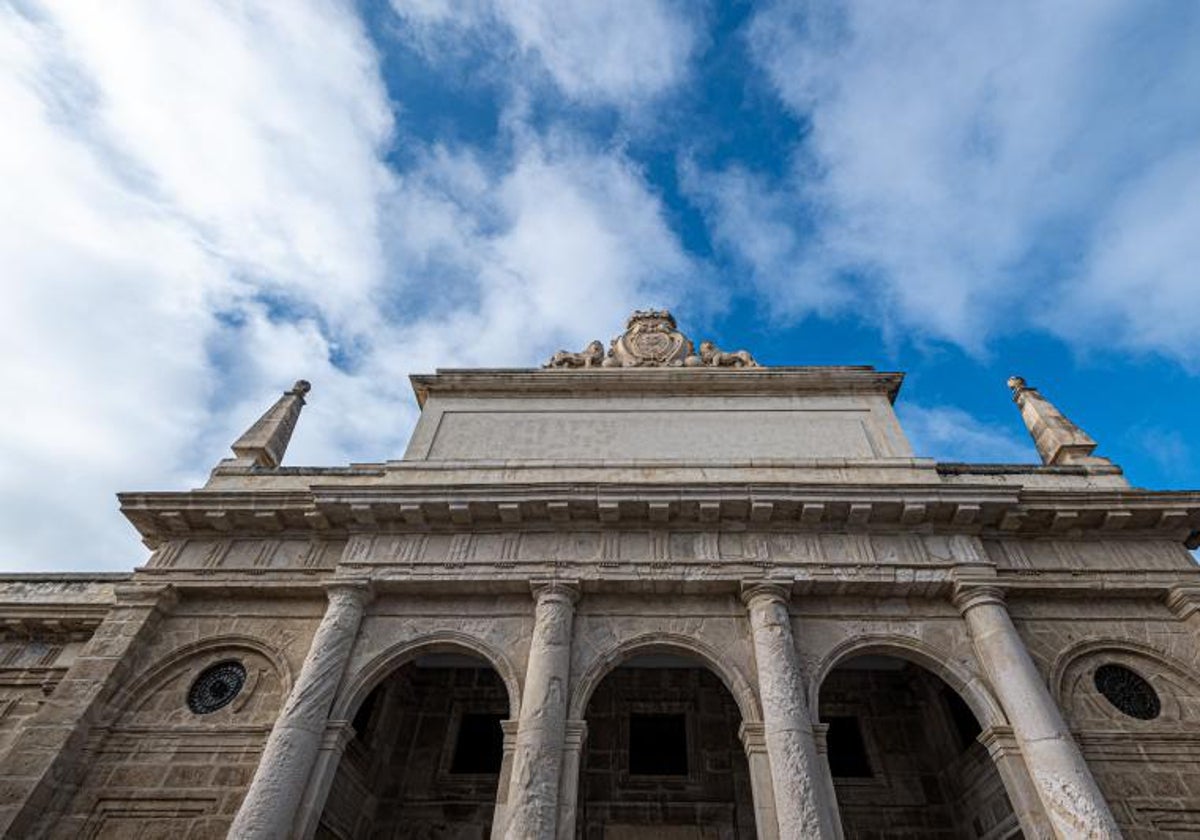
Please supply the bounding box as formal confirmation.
[544,309,759,369]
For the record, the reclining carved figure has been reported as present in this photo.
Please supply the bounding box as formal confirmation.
[545,340,606,368]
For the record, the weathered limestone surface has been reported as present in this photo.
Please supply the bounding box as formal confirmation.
[743,584,836,839]
[228,581,370,840]
[955,585,1123,838]
[0,584,172,838]
[504,582,578,840]
[3,312,1200,838]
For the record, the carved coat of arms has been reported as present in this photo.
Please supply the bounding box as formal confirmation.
[544,309,759,369]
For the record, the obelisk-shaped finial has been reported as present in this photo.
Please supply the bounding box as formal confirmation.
[228,380,311,468]
[1006,376,1110,466]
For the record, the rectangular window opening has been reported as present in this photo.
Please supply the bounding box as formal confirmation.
[826,716,872,778]
[450,712,504,774]
[629,713,688,776]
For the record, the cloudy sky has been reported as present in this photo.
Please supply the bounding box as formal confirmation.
[3,0,1198,572]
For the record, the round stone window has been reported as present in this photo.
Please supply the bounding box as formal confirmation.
[187,660,247,715]
[1093,663,1160,720]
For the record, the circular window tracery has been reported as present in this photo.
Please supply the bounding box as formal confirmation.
[1093,663,1160,720]
[188,660,247,714]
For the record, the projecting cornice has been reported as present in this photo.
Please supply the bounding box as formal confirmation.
[118,484,1200,546]
[409,366,905,407]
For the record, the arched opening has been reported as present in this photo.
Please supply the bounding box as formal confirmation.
[316,651,511,838]
[577,651,757,839]
[819,654,1019,839]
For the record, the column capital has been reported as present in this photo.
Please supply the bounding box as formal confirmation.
[977,725,1019,758]
[320,719,356,751]
[738,721,768,754]
[951,583,1006,614]
[740,580,793,608]
[563,719,588,749]
[810,722,830,755]
[324,577,374,607]
[530,579,581,605]
[1165,586,1200,620]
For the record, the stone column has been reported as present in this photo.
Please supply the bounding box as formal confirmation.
[555,720,588,840]
[739,722,780,840]
[504,581,579,840]
[742,583,836,839]
[0,583,176,837]
[979,725,1055,840]
[490,720,520,840]
[954,585,1121,838]
[229,579,371,840]
[811,723,845,840]
[294,720,355,839]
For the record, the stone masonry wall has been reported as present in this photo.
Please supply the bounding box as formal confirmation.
[319,664,509,839]
[579,666,756,839]
[1012,596,1200,839]
[41,597,322,839]
[820,665,1016,840]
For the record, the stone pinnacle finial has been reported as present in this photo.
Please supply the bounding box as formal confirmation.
[1006,375,1110,466]
[229,380,312,468]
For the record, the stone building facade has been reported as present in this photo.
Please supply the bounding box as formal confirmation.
[1,310,1198,839]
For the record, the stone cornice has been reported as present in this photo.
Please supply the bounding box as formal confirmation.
[119,483,1200,546]
[409,366,906,407]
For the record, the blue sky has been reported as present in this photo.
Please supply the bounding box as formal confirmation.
[2,0,1198,571]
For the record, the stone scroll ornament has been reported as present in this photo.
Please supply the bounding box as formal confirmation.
[544,309,759,369]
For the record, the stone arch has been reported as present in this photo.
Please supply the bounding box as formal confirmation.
[110,634,293,724]
[810,633,1007,729]
[332,629,522,720]
[1051,638,1200,726]
[569,631,761,723]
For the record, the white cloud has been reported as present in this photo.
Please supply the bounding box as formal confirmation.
[1,1,696,571]
[392,0,699,105]
[703,1,1200,359]
[898,404,1034,464]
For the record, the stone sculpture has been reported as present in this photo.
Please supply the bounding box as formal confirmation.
[543,309,759,369]
[546,340,605,369]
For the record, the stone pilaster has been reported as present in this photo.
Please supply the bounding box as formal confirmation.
[979,725,1055,840]
[229,579,371,840]
[742,583,836,840]
[954,585,1121,839]
[0,583,176,837]
[554,720,588,840]
[739,722,780,840]
[504,581,579,840]
[294,720,355,839]
[811,723,845,840]
[490,719,521,840]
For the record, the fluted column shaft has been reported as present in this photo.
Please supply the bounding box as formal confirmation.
[505,582,579,840]
[229,580,371,840]
[743,584,836,839]
[955,586,1121,839]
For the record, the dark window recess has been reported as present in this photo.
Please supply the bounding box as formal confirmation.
[629,713,689,776]
[1094,664,1161,720]
[826,716,872,778]
[450,713,505,774]
[352,685,382,741]
[944,688,982,750]
[187,661,247,715]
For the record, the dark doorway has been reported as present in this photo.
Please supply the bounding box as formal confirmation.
[819,655,1020,839]
[316,653,509,839]
[578,653,757,838]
